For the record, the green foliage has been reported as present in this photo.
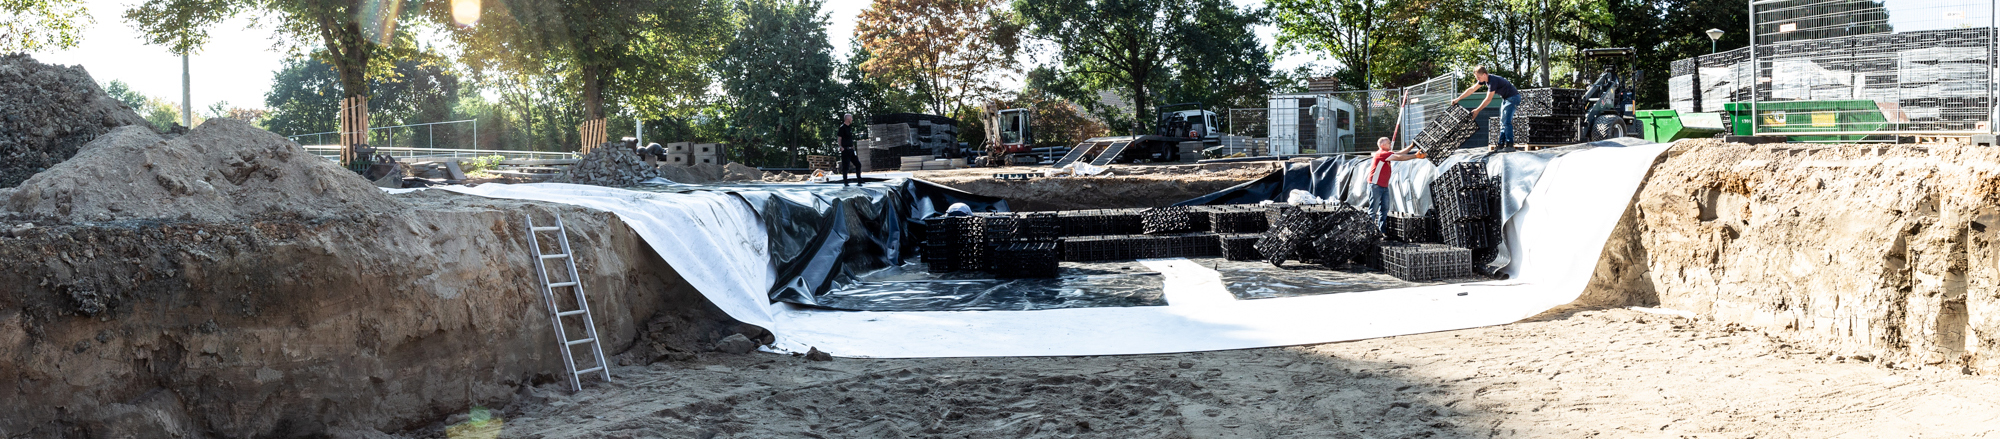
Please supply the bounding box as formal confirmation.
[141,96,187,132]
[1014,0,1266,134]
[458,155,507,173]
[263,53,460,137]
[837,39,927,127]
[440,0,733,122]
[715,0,840,167]
[102,80,148,111]
[2,0,92,52]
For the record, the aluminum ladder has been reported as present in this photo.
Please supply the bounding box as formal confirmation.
[525,213,611,391]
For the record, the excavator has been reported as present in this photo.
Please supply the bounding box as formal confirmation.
[981,102,1037,166]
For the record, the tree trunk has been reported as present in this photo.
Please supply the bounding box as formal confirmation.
[320,15,371,165]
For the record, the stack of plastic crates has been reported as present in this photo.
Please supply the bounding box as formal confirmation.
[921,216,979,272]
[1140,206,1210,234]
[1256,204,1346,267]
[1218,234,1263,261]
[1057,209,1143,236]
[1388,211,1439,243]
[1209,206,1269,233]
[1380,243,1473,282]
[1309,207,1382,268]
[978,212,1060,277]
[1433,159,1501,251]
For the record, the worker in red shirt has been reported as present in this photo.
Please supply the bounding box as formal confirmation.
[1369,111,1422,234]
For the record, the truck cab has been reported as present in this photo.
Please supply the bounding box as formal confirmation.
[1155,103,1221,145]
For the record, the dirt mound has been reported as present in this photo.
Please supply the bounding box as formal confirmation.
[0,54,150,188]
[722,162,763,181]
[3,118,393,223]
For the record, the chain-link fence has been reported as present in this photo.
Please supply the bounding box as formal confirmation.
[1222,73,1462,156]
[1673,0,1997,139]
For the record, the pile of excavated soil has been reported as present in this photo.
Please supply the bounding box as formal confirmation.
[917,162,1278,211]
[559,146,767,186]
[0,119,393,223]
[0,54,149,188]
[1579,139,2000,374]
[412,307,2000,438]
[0,189,745,437]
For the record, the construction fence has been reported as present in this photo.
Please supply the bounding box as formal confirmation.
[1671,0,1997,139]
[1223,73,1463,155]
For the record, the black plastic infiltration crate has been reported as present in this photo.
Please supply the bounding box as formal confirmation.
[1140,206,1211,234]
[1380,243,1473,282]
[1310,208,1382,268]
[1218,233,1263,261]
[1209,207,1270,234]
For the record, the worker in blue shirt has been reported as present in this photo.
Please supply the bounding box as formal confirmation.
[1455,66,1521,150]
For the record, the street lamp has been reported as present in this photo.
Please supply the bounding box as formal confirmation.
[1706,29,1725,54]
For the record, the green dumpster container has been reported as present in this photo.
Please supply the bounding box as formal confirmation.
[1636,110,1727,142]
[1722,101,1890,141]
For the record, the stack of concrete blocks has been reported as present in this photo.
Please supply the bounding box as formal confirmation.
[692,143,724,165]
[665,142,694,166]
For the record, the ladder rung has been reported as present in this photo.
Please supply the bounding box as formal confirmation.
[531,226,560,232]
[540,253,569,259]
[574,366,604,375]
[566,337,596,346]
[548,281,578,288]
[556,309,587,317]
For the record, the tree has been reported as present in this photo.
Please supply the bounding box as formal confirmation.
[715,0,840,167]
[835,39,926,127]
[441,0,732,148]
[1156,1,1270,111]
[1015,0,1263,134]
[855,0,1018,118]
[263,53,461,139]
[102,80,148,111]
[1267,0,1424,90]
[128,0,426,163]
[1,0,91,51]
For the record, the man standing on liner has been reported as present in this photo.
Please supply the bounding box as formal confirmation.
[1456,66,1521,150]
[837,114,861,185]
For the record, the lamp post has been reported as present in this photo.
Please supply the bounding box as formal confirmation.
[1706,29,1725,54]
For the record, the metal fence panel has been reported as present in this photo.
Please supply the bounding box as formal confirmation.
[1743,0,1997,137]
[1223,73,1460,156]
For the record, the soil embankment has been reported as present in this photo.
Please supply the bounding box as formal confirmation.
[0,119,741,436]
[1581,139,2000,374]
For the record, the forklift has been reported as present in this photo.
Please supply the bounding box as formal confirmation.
[1575,47,1644,141]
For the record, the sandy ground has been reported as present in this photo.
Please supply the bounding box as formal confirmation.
[398,307,2000,438]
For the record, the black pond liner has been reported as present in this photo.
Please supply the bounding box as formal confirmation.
[810,261,1166,311]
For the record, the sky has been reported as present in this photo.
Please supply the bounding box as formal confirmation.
[25,0,1310,125]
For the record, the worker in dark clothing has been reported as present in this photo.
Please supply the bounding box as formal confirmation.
[1456,66,1522,150]
[837,114,861,185]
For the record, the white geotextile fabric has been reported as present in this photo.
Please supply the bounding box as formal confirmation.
[439,142,1669,358]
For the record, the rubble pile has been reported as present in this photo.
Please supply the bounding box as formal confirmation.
[0,54,149,188]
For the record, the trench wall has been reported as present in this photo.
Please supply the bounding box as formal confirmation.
[1580,140,2000,373]
[0,195,738,437]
